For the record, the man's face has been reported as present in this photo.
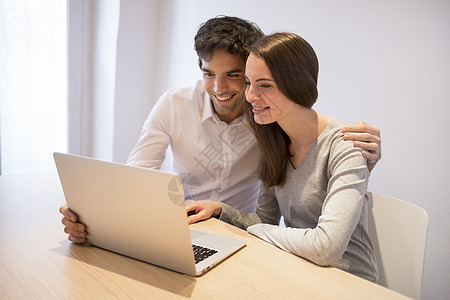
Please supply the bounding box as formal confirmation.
[201,50,247,123]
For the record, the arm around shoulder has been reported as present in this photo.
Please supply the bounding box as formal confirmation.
[342,120,381,171]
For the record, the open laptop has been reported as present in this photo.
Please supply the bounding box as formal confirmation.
[53,152,246,276]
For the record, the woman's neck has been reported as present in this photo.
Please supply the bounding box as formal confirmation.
[278,106,331,158]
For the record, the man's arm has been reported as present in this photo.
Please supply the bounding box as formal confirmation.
[126,93,172,168]
[342,120,381,171]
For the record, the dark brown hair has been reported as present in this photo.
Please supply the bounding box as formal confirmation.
[244,32,319,187]
[194,16,264,68]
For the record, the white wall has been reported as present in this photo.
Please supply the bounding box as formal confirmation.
[112,0,163,162]
[69,0,166,162]
[82,0,450,299]
[91,0,120,160]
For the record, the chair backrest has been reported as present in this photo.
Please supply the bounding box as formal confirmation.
[367,192,428,299]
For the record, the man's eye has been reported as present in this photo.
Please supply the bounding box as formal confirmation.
[203,73,214,78]
[228,74,240,78]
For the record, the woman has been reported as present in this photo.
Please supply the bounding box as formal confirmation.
[186,32,378,282]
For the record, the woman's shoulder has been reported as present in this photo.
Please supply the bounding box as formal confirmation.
[318,118,348,141]
[319,118,363,157]
[326,118,349,131]
[324,119,367,169]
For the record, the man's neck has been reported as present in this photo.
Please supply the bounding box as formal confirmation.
[214,103,245,124]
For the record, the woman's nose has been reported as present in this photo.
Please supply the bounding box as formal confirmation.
[245,84,256,102]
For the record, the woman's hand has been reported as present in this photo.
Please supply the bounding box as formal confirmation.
[185,200,223,224]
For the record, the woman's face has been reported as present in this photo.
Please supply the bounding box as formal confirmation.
[245,53,296,125]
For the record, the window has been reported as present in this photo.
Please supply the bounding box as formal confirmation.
[0,0,67,174]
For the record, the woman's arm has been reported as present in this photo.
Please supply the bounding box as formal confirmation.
[247,145,369,266]
[186,185,281,227]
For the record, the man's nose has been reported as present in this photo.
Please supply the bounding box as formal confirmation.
[214,77,228,94]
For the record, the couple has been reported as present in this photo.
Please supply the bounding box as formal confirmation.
[60,16,380,282]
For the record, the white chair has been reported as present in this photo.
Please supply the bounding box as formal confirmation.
[367,192,428,299]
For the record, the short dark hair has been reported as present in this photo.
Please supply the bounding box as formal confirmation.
[194,16,264,68]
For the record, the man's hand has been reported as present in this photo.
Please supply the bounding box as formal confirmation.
[59,204,87,243]
[185,200,222,224]
[342,120,381,171]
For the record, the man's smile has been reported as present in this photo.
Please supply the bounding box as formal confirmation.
[213,93,234,102]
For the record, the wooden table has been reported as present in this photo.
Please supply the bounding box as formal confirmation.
[0,172,410,299]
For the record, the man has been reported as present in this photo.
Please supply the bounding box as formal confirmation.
[60,16,381,243]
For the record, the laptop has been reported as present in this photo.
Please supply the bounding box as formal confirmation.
[53,152,246,276]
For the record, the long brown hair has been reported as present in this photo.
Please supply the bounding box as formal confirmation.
[244,32,319,187]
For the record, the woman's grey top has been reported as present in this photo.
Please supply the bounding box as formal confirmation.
[220,119,378,282]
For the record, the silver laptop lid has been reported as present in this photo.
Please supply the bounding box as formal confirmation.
[54,152,198,275]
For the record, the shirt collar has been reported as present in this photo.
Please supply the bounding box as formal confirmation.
[201,90,215,123]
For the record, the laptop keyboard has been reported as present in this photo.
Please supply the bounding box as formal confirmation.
[192,244,218,264]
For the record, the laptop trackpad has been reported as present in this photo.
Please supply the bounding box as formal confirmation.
[190,229,207,240]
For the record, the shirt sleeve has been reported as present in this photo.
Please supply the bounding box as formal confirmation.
[126,92,172,168]
[219,185,281,228]
[248,143,369,267]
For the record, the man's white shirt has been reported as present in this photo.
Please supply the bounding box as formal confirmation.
[127,80,261,213]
